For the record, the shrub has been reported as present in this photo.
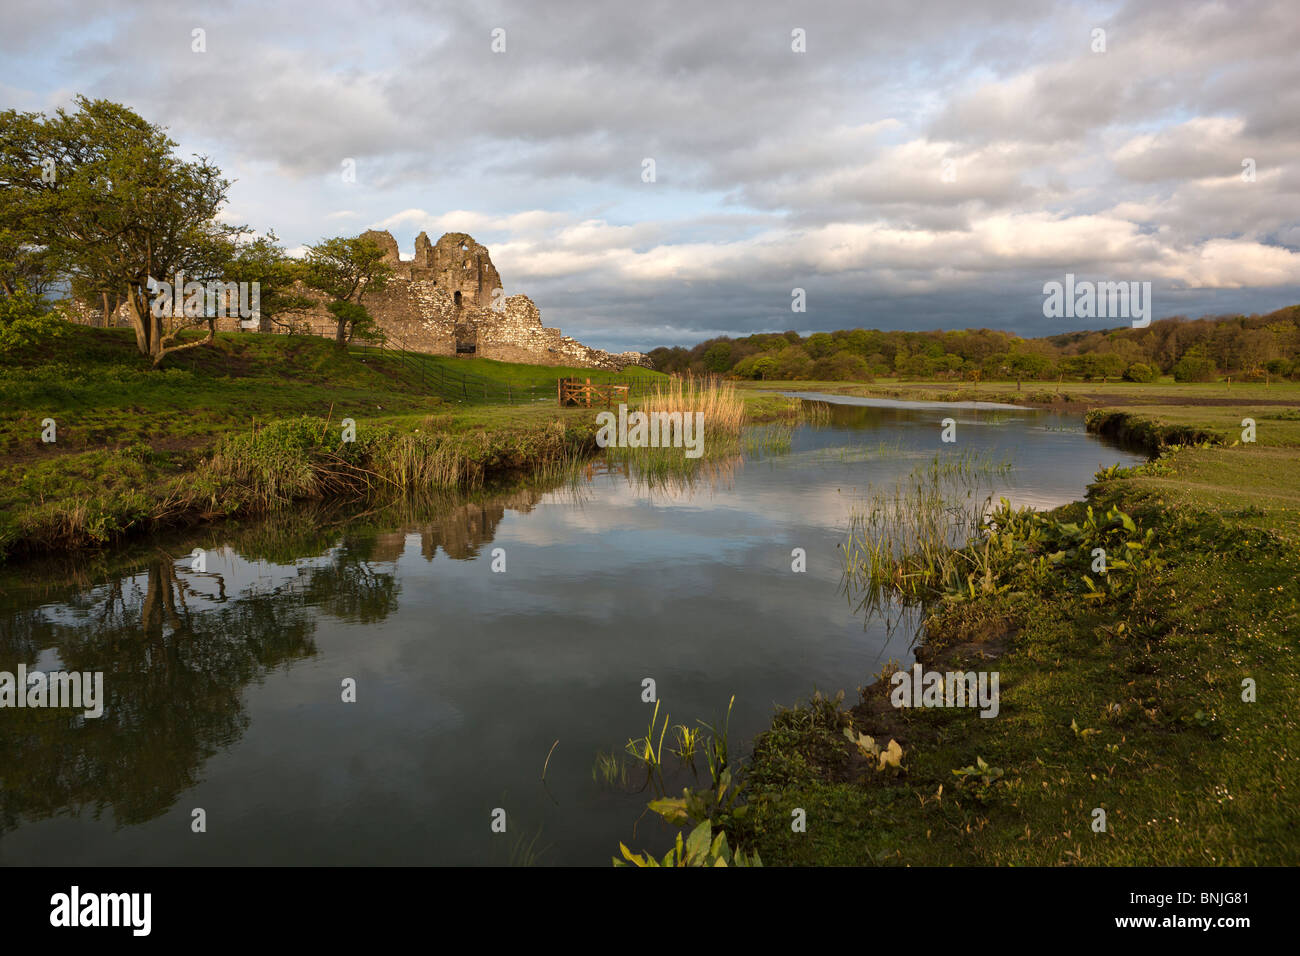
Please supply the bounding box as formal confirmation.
[0,292,70,355]
[1173,351,1218,383]
[811,351,872,381]
[772,345,814,380]
[1123,362,1158,383]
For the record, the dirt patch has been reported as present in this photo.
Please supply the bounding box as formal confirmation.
[843,625,1014,768]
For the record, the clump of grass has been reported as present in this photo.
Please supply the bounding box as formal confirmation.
[638,374,745,435]
[210,414,599,507]
[799,399,834,426]
[743,423,793,458]
[840,452,996,611]
[593,750,631,788]
[671,724,701,763]
[599,376,748,486]
[624,699,671,783]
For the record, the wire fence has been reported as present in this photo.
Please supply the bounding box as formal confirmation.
[352,332,656,406]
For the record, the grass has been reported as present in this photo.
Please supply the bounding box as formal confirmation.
[0,326,630,560]
[599,376,750,486]
[393,350,664,405]
[728,394,1300,866]
[839,451,1013,618]
[742,375,1300,410]
[637,375,745,434]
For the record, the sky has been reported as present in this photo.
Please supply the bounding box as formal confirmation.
[3,0,1299,353]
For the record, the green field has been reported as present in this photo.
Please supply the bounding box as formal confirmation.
[743,374,1300,410]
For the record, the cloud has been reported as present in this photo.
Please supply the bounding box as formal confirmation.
[3,0,1298,351]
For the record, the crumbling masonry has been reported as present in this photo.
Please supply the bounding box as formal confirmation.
[74,230,650,371]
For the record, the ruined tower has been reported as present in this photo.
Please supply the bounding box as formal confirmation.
[410,231,503,311]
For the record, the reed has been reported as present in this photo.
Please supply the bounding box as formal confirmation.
[638,374,746,435]
[671,724,701,764]
[840,451,1010,617]
[592,750,631,788]
[209,414,599,509]
[624,699,671,782]
[743,423,793,457]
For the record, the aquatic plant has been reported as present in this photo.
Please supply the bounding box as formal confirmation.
[616,819,762,867]
[624,698,671,783]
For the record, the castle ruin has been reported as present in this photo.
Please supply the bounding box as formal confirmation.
[73,230,650,371]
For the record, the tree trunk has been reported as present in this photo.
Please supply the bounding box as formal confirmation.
[125,285,154,355]
[152,319,216,368]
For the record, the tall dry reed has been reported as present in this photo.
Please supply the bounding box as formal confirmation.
[637,374,745,435]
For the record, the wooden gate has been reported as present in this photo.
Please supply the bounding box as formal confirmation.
[558,378,630,407]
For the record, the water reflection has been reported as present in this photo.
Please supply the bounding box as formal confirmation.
[1,553,317,832]
[0,397,1146,864]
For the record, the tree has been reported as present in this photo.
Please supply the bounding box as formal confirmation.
[1173,347,1218,383]
[0,229,60,298]
[302,236,393,344]
[772,345,813,379]
[0,96,245,365]
[701,340,733,372]
[223,234,315,333]
[804,332,836,359]
[811,350,871,381]
[732,354,777,380]
[1123,362,1158,383]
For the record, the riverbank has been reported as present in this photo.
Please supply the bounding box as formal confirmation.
[1,328,814,562]
[731,397,1300,865]
[742,376,1300,414]
[0,327,671,562]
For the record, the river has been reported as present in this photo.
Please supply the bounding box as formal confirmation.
[0,395,1145,865]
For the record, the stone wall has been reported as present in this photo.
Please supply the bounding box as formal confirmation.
[72,230,650,371]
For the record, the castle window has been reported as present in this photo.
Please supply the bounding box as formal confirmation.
[460,243,468,252]
[454,291,462,307]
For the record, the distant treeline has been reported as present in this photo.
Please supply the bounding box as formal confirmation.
[647,305,1300,383]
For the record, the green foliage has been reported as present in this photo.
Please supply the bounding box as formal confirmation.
[624,698,671,780]
[616,820,762,867]
[1123,361,1158,383]
[647,304,1300,383]
[0,291,68,354]
[303,235,394,343]
[646,766,749,831]
[224,233,314,332]
[1173,348,1218,382]
[951,756,1005,804]
[1,95,242,364]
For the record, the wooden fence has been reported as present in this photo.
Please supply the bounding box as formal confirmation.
[558,378,631,407]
